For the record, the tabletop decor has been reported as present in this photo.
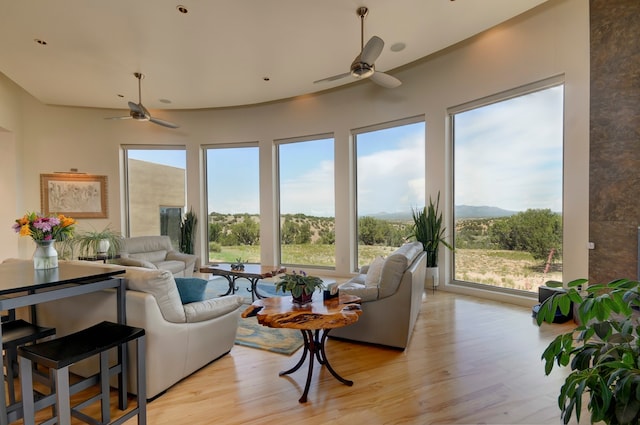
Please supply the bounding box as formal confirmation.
[275,270,325,306]
[230,258,246,271]
[13,212,76,269]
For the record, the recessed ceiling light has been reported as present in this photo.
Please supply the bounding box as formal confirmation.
[176,5,188,14]
[34,38,47,46]
[390,42,406,52]
[159,98,172,104]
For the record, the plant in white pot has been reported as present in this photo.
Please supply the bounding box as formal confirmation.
[74,226,123,258]
[410,191,453,290]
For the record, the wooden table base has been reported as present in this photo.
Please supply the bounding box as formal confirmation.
[279,328,353,403]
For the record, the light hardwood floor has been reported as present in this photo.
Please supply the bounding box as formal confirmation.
[25,291,578,424]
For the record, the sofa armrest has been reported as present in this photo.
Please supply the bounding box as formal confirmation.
[114,258,158,269]
[166,251,197,273]
[183,295,244,323]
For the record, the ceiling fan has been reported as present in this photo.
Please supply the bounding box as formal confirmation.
[313,7,401,89]
[106,72,179,129]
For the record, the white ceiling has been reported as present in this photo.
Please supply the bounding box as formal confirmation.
[0,0,548,110]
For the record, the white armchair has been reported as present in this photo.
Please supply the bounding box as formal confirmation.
[37,261,243,399]
[114,235,197,277]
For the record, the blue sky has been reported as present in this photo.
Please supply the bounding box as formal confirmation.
[129,85,563,217]
[454,85,563,212]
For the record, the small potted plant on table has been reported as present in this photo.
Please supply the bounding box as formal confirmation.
[74,226,122,258]
[275,271,325,307]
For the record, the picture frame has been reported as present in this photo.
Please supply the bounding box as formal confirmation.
[40,173,108,218]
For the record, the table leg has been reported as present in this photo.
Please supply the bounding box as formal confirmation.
[220,276,238,296]
[318,329,353,386]
[280,329,352,403]
[248,277,268,301]
[0,322,6,425]
[279,330,310,376]
[116,277,128,410]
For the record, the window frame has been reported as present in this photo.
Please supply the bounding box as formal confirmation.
[448,75,565,296]
[275,133,335,269]
[351,115,426,272]
[121,144,187,238]
[202,142,261,264]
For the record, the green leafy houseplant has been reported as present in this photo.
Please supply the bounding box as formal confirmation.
[74,226,122,257]
[537,278,640,425]
[410,191,453,267]
[179,207,197,255]
[275,270,325,298]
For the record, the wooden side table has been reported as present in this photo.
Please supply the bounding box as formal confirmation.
[242,294,361,403]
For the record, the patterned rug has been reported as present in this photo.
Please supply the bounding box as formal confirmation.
[205,278,303,355]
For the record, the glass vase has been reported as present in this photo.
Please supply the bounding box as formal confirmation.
[33,239,58,270]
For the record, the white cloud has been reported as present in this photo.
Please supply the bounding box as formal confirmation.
[454,86,563,212]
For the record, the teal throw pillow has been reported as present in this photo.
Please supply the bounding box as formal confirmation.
[175,277,208,304]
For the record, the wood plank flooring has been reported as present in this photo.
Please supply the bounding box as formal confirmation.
[23,291,579,424]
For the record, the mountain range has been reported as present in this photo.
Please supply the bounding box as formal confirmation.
[367,205,517,221]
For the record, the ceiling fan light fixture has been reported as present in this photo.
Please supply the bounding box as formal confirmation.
[351,63,374,79]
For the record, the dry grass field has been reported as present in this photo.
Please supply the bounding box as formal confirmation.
[209,244,562,293]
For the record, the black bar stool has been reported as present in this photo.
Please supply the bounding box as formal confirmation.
[18,321,146,425]
[3,319,55,404]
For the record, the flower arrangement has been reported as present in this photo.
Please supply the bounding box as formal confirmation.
[13,212,76,242]
[275,270,325,298]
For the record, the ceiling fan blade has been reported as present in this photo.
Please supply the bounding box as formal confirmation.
[370,71,402,89]
[313,72,352,84]
[361,36,384,65]
[128,101,143,114]
[149,117,180,129]
[105,116,132,120]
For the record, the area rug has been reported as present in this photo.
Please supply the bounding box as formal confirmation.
[235,316,303,355]
[204,278,303,355]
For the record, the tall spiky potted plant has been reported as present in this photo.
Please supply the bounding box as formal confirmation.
[179,207,197,255]
[411,191,453,289]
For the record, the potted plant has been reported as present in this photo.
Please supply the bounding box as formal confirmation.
[275,270,325,306]
[536,278,640,425]
[179,207,197,255]
[410,191,453,289]
[74,226,123,258]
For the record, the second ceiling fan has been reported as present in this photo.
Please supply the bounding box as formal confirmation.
[314,7,402,89]
[106,72,179,129]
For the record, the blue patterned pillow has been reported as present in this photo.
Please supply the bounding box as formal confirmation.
[175,277,208,304]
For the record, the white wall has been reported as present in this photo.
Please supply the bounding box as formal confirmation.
[0,0,589,304]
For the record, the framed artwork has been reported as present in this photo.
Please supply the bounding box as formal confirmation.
[40,173,108,218]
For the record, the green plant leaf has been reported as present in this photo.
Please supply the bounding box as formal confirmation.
[568,278,588,288]
[593,322,612,340]
[558,294,572,316]
[615,395,640,424]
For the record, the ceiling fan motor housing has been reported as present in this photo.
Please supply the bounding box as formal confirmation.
[351,62,374,79]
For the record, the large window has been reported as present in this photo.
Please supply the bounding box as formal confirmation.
[277,135,335,268]
[205,144,260,263]
[123,146,186,249]
[353,118,425,270]
[451,79,564,293]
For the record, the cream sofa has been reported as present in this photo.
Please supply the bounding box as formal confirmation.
[113,235,197,277]
[330,242,426,350]
[37,261,243,399]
